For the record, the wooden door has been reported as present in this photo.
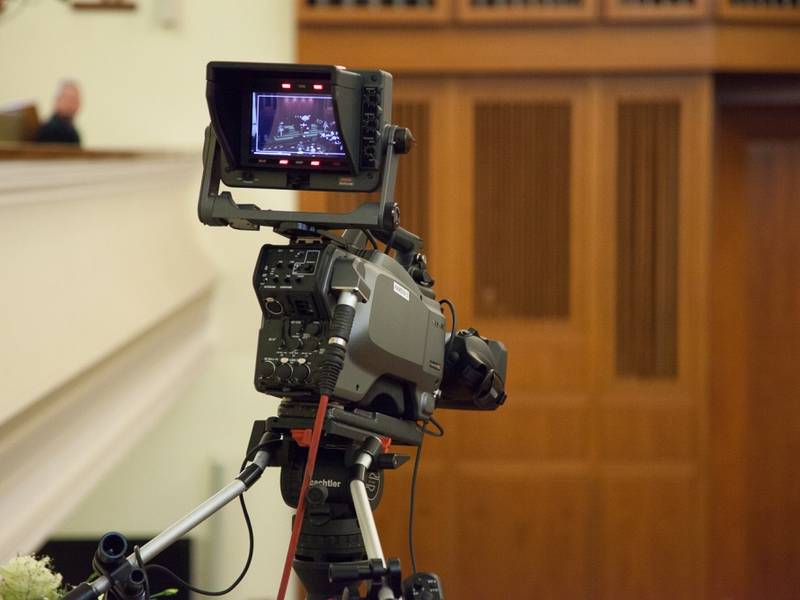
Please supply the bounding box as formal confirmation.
[428,77,595,600]
[711,105,800,600]
[300,75,713,599]
[591,77,712,600]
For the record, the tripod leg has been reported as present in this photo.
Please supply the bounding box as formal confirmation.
[351,437,396,600]
[351,475,385,562]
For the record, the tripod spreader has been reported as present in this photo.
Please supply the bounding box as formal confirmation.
[62,434,275,600]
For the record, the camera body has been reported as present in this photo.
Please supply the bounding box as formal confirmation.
[252,241,445,420]
[206,62,392,192]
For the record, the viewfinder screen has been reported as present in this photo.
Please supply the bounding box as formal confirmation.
[251,92,345,158]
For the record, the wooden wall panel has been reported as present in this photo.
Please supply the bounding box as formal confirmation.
[743,141,800,599]
[712,107,800,599]
[599,474,698,599]
[455,471,592,599]
[456,393,591,461]
[595,76,712,600]
[708,106,750,600]
[473,102,571,319]
[616,102,679,379]
[597,403,697,462]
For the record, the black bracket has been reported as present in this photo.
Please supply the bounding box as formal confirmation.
[329,558,403,599]
[198,125,411,235]
[259,403,423,447]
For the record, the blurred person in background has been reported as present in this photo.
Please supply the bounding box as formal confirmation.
[35,79,81,145]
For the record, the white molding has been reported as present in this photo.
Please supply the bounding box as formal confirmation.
[0,156,200,207]
[0,156,216,424]
[0,294,214,561]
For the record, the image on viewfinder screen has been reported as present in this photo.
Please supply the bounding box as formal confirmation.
[251,92,345,158]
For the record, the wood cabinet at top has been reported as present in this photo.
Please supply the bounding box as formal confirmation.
[298,0,800,25]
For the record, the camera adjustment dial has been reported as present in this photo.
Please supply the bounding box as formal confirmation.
[292,363,311,382]
[261,360,276,378]
[275,362,293,382]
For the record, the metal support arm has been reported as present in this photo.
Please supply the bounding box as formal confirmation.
[63,447,272,600]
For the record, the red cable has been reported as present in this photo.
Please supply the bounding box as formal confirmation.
[276,393,330,600]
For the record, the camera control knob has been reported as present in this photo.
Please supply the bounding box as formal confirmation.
[292,363,311,382]
[307,484,328,507]
[276,363,293,381]
[305,321,321,336]
[261,360,276,378]
[304,337,320,351]
[285,337,301,351]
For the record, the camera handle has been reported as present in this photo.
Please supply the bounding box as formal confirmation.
[61,439,274,600]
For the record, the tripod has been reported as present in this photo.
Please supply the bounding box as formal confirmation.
[264,399,442,600]
[63,401,444,600]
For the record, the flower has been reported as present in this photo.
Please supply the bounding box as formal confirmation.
[0,555,64,600]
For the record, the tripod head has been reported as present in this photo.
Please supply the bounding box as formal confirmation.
[249,401,419,599]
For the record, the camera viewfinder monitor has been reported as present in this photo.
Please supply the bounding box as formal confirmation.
[206,62,392,193]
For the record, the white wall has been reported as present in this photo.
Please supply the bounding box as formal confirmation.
[0,157,216,563]
[0,0,295,150]
[0,1,299,598]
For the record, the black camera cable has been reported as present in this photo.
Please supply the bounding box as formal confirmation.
[408,421,426,576]
[408,417,445,577]
[439,298,457,356]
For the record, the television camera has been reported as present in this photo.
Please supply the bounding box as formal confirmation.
[64,62,507,600]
